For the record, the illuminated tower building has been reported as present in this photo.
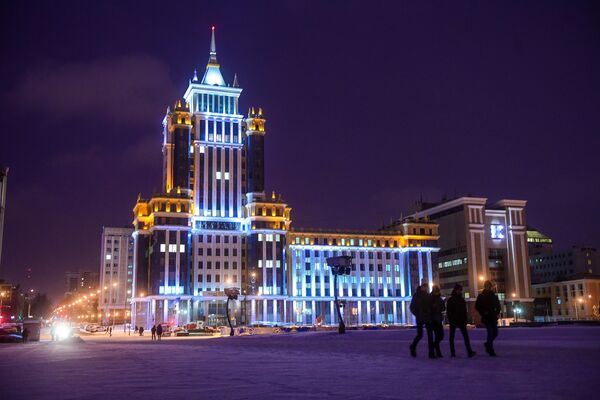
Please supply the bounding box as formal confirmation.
[130,27,440,328]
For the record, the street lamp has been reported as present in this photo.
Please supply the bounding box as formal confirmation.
[224,287,240,336]
[326,255,353,334]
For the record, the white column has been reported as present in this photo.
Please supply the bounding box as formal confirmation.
[427,251,433,286]
[220,146,225,216]
[203,144,208,216]
[357,301,362,325]
[302,301,307,325]
[330,300,334,325]
[393,301,398,325]
[375,301,380,324]
[251,299,256,323]
[273,300,278,323]
[211,146,217,213]
[163,299,168,324]
[418,251,424,287]
[228,147,233,216]
[366,300,371,323]
[263,298,267,322]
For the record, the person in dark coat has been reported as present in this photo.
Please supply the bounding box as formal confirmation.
[156,323,163,341]
[409,282,434,358]
[22,327,29,343]
[475,280,501,356]
[430,285,445,358]
[139,326,144,336]
[446,284,475,358]
[151,325,157,341]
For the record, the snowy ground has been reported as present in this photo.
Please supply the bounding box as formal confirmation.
[1,326,599,399]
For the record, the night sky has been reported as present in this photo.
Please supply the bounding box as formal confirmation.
[1,1,599,301]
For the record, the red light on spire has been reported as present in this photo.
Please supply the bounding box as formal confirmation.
[211,26,215,31]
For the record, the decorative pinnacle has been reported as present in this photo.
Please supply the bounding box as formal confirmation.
[209,26,217,64]
[233,73,239,88]
[192,69,198,82]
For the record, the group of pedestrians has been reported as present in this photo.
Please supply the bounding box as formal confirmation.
[150,324,163,341]
[409,280,501,359]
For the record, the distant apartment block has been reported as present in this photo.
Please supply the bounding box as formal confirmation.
[99,227,134,317]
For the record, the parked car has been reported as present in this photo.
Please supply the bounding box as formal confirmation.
[159,323,171,337]
[0,333,23,343]
[84,324,102,333]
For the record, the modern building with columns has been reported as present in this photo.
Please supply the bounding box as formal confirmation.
[398,197,533,322]
[129,28,438,329]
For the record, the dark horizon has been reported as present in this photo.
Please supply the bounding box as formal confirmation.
[1,0,599,301]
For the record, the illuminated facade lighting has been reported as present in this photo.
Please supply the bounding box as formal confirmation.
[128,28,440,328]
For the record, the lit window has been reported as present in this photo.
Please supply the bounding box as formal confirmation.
[179,244,185,252]
[105,254,112,260]
[216,171,222,179]
[258,260,263,268]
[258,234,263,242]
[224,172,230,180]
[199,146,205,154]
[190,145,194,154]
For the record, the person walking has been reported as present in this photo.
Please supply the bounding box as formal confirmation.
[475,280,501,356]
[22,327,29,343]
[156,323,163,341]
[139,326,144,336]
[108,326,112,337]
[409,282,434,358]
[430,285,445,358]
[446,284,475,358]
[151,324,157,341]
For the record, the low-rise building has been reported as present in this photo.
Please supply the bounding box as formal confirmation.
[532,274,600,320]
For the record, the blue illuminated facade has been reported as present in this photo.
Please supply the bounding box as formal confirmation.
[130,29,439,328]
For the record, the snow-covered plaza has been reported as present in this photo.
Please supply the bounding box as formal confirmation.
[1,326,599,399]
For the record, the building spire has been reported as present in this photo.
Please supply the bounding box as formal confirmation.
[201,26,226,86]
[209,26,217,64]
[233,73,239,88]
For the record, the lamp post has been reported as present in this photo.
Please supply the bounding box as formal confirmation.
[326,256,353,334]
[576,298,583,320]
[27,289,35,318]
[224,287,240,336]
